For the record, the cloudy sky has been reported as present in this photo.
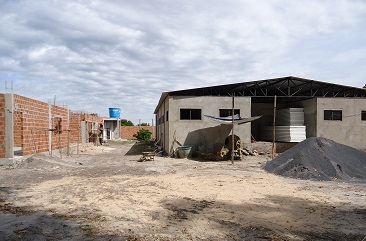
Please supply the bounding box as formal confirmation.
[1,0,366,124]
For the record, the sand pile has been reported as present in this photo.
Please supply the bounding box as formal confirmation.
[263,137,366,182]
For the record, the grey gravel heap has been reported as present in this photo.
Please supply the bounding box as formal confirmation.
[263,137,366,182]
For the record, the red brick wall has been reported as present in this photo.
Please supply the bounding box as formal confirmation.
[120,126,156,139]
[14,111,23,146]
[0,93,104,158]
[69,112,81,144]
[0,94,5,157]
[49,105,69,156]
[69,113,102,144]
[14,94,58,155]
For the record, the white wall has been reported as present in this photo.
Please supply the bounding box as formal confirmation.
[165,96,252,154]
[317,98,366,149]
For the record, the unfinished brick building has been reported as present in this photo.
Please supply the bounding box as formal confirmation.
[0,93,102,159]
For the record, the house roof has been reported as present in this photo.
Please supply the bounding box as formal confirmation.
[154,76,366,114]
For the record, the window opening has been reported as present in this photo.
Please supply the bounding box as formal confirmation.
[361,111,366,121]
[219,109,240,117]
[324,110,342,121]
[180,109,201,120]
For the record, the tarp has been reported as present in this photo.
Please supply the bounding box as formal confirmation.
[204,114,261,125]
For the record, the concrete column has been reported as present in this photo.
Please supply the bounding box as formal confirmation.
[117,119,120,139]
[4,93,14,158]
[81,121,87,143]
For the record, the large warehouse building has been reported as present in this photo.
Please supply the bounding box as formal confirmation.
[154,76,366,155]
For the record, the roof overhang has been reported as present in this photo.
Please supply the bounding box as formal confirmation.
[154,76,366,113]
[154,92,169,114]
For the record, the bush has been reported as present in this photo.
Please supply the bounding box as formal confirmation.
[121,119,134,126]
[133,128,152,141]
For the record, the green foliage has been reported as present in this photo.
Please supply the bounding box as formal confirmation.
[121,119,134,126]
[137,123,150,126]
[133,128,152,141]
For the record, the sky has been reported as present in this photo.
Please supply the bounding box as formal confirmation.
[1,0,366,125]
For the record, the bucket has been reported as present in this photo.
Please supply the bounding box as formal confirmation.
[109,108,121,118]
[177,146,192,158]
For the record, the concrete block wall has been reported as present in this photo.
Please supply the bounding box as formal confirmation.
[120,126,155,139]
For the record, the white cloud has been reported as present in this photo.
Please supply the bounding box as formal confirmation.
[0,0,366,121]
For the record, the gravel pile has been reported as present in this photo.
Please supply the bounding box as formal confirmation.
[263,137,366,182]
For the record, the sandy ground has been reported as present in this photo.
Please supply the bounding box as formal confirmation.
[0,142,366,241]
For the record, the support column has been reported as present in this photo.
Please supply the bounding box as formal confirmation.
[5,93,14,158]
[117,118,120,139]
[81,121,87,144]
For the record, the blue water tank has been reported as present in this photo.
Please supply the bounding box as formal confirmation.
[109,108,121,118]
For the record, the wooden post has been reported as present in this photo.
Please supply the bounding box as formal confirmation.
[272,95,277,159]
[96,126,99,145]
[67,130,70,156]
[67,110,70,156]
[59,130,62,159]
[77,116,80,156]
[231,94,235,165]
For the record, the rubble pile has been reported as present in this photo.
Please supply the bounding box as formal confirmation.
[263,137,366,182]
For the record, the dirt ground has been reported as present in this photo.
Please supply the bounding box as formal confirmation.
[1,141,365,241]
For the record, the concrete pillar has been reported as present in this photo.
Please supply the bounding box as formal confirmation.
[117,119,121,139]
[4,93,14,158]
[81,121,87,143]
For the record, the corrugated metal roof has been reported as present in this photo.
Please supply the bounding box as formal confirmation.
[154,76,366,114]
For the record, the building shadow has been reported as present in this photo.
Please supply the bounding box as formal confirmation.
[125,142,154,156]
[156,195,366,240]
[0,187,127,240]
[183,125,232,154]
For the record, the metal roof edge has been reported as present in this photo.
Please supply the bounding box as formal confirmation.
[154,92,169,114]
[153,76,366,113]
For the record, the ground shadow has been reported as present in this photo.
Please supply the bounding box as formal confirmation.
[0,210,129,240]
[1,187,126,240]
[125,142,154,156]
[156,195,366,240]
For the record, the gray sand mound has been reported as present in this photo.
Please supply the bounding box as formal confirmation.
[263,137,366,182]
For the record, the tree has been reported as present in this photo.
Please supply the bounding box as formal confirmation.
[137,123,150,126]
[133,128,152,141]
[120,119,134,126]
